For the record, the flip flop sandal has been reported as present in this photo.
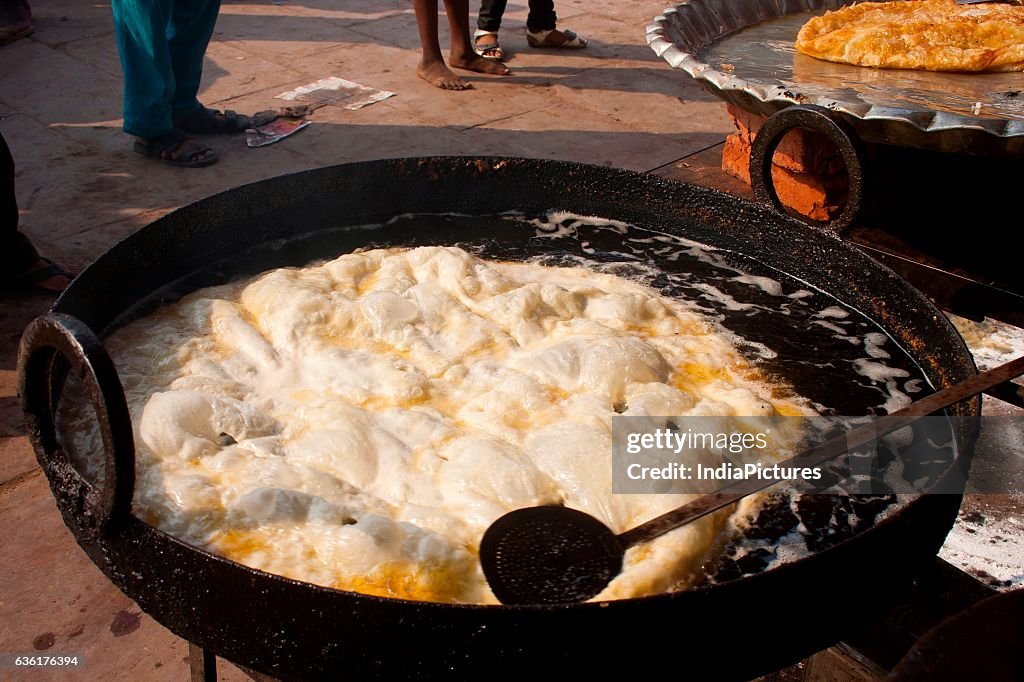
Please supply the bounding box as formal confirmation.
[473,29,505,61]
[172,106,253,134]
[133,131,218,168]
[525,28,588,49]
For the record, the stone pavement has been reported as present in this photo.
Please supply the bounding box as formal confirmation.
[1,0,1021,680]
[1,0,730,678]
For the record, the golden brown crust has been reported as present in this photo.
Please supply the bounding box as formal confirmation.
[795,0,1024,72]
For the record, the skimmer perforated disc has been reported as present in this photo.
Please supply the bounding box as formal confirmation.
[479,506,624,605]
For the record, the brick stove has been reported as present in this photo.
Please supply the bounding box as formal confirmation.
[721,103,850,224]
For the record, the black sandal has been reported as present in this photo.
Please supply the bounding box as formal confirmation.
[8,257,74,294]
[172,106,253,134]
[133,130,218,168]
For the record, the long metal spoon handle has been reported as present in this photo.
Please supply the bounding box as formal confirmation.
[617,355,1024,549]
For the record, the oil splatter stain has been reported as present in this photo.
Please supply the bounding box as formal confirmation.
[110,609,142,637]
[33,632,56,650]
[962,510,987,525]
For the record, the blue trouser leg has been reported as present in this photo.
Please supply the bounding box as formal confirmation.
[111,0,221,138]
[168,0,222,117]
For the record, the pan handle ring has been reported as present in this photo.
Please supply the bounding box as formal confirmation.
[17,312,135,538]
[749,104,865,235]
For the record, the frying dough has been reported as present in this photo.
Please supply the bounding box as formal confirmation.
[64,245,813,604]
[795,0,1024,72]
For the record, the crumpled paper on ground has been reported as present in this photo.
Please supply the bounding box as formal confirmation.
[244,104,323,147]
[245,117,311,147]
[275,77,395,110]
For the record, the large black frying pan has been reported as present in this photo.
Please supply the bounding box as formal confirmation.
[17,157,976,680]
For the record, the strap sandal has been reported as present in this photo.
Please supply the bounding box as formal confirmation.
[172,106,253,134]
[133,130,218,168]
[525,27,588,49]
[473,29,505,61]
[8,257,73,294]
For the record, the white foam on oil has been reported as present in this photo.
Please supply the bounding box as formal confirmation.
[731,274,784,297]
[811,319,847,335]
[852,359,912,413]
[688,282,756,312]
[524,211,632,239]
[816,306,850,319]
[862,332,892,360]
[610,229,743,273]
[903,379,924,394]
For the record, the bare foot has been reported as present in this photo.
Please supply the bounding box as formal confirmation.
[418,60,471,90]
[450,52,511,76]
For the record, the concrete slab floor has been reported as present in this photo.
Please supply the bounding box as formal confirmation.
[0,0,1020,679]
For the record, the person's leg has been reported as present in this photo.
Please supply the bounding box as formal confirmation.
[445,0,510,76]
[111,0,216,165]
[526,0,555,32]
[167,0,249,134]
[413,0,468,90]
[474,0,507,60]
[0,131,33,267]
[476,0,507,32]
[525,0,586,48]
[112,0,177,138]
[167,0,222,119]
[1,131,72,293]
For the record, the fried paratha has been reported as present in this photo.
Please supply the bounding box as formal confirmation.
[795,0,1024,72]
